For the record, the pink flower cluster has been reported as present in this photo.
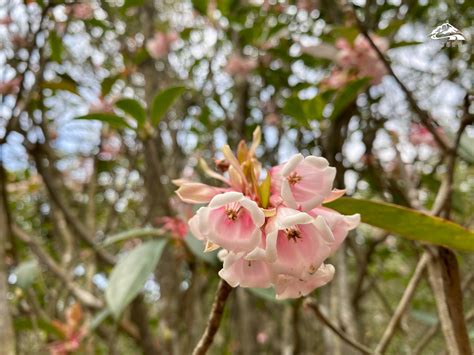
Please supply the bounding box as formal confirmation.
[146,32,178,60]
[323,34,388,89]
[174,128,360,299]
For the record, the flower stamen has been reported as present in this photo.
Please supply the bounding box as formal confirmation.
[225,202,241,221]
[285,227,302,242]
[287,171,302,185]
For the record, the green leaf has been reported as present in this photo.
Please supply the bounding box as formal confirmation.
[283,96,309,127]
[49,30,63,63]
[106,240,167,319]
[325,197,474,252]
[122,0,145,9]
[13,260,40,289]
[150,86,186,126]
[75,113,131,129]
[115,98,146,128]
[390,41,423,49]
[328,26,359,43]
[192,0,208,14]
[40,80,77,94]
[284,94,327,126]
[376,19,405,37]
[101,75,122,97]
[184,234,218,265]
[259,173,271,209]
[329,77,369,120]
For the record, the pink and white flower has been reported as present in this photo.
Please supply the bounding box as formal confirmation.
[218,250,274,288]
[270,154,336,211]
[309,207,360,253]
[274,263,335,299]
[174,180,227,204]
[256,207,335,279]
[175,128,360,299]
[194,191,265,253]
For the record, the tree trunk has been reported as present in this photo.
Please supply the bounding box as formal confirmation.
[427,246,472,355]
[0,160,16,355]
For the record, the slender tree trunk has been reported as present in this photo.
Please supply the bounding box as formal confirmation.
[427,246,472,355]
[0,158,16,355]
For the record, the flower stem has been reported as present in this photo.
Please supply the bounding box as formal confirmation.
[192,280,233,355]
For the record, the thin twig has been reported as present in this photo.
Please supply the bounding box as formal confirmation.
[192,280,233,355]
[304,298,372,354]
[12,224,103,309]
[348,5,453,154]
[374,252,430,353]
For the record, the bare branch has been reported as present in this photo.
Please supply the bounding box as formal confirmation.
[304,298,372,354]
[12,224,103,309]
[192,280,233,355]
[375,252,430,353]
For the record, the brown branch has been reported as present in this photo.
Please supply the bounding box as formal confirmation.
[31,147,116,265]
[349,8,452,154]
[192,280,233,355]
[374,252,430,353]
[304,298,372,354]
[12,224,103,309]
[0,158,16,355]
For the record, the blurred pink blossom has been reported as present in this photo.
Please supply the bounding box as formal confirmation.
[157,216,188,240]
[0,16,13,26]
[146,32,178,60]
[89,98,114,113]
[409,123,445,148]
[68,3,94,20]
[99,134,121,160]
[225,54,258,77]
[321,67,357,90]
[335,34,388,85]
[256,331,269,344]
[0,77,22,95]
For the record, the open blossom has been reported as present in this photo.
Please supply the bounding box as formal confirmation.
[270,154,336,211]
[192,192,265,253]
[146,32,178,59]
[174,127,360,299]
